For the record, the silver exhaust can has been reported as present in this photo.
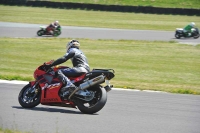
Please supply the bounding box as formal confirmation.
[78,75,105,90]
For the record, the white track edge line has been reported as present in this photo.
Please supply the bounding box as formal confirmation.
[0,80,166,93]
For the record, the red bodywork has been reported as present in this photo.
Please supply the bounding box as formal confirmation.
[31,64,86,108]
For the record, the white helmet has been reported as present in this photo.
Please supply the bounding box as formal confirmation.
[190,22,195,27]
[66,39,80,51]
[54,20,59,26]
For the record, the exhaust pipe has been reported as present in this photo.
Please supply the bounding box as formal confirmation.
[79,75,105,90]
[68,75,105,99]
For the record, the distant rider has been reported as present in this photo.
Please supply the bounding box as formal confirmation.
[46,21,59,35]
[44,39,90,99]
[183,22,196,37]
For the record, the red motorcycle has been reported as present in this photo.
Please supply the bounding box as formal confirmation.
[18,61,115,114]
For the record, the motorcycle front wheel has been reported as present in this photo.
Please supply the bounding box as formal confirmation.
[37,30,44,36]
[18,84,41,108]
[75,86,107,114]
[53,30,61,37]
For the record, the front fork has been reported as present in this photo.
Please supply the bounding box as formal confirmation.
[22,81,40,103]
[29,81,39,93]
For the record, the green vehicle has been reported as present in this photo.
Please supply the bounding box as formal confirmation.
[37,25,62,37]
[175,27,199,39]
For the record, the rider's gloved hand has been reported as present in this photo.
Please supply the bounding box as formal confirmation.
[43,64,52,72]
[43,60,54,72]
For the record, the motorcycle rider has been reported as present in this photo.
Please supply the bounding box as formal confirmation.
[44,39,90,98]
[183,22,196,37]
[46,20,59,35]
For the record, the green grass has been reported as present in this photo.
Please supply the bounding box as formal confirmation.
[0,5,200,95]
[0,127,22,133]
[45,0,200,9]
[0,38,200,94]
[0,5,200,31]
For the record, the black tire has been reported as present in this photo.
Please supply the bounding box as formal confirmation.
[193,35,199,39]
[75,86,107,114]
[53,30,61,37]
[175,33,181,39]
[18,84,41,108]
[37,30,44,36]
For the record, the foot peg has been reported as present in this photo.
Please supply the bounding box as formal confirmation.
[68,87,80,100]
[104,85,113,92]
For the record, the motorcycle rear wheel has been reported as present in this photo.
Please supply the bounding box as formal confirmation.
[18,84,41,108]
[75,86,107,114]
[193,35,199,39]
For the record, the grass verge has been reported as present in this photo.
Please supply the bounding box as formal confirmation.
[0,127,22,133]
[0,38,200,94]
[0,5,200,31]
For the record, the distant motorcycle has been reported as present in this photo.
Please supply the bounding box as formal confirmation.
[175,28,199,39]
[37,25,61,37]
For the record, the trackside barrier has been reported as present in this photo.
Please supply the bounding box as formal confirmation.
[0,0,199,16]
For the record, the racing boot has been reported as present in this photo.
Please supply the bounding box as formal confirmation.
[49,30,54,35]
[57,70,77,99]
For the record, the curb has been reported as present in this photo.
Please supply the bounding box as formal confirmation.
[0,79,166,93]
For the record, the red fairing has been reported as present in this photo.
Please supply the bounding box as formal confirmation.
[33,65,46,80]
[32,64,86,106]
[40,79,63,103]
[30,81,36,87]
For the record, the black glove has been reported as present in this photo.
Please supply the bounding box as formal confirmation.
[43,60,55,72]
[43,64,52,72]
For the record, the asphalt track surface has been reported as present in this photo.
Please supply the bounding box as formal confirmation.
[0,81,200,133]
[0,22,200,133]
[0,22,199,45]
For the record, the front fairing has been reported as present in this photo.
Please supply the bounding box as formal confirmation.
[55,25,61,31]
[192,28,199,34]
[40,26,46,30]
[33,65,46,80]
